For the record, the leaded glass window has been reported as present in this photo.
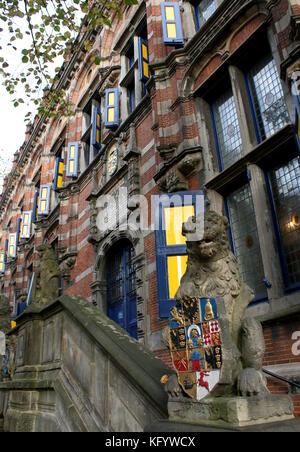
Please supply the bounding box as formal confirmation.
[195,0,216,29]
[269,157,300,286]
[227,184,267,299]
[213,89,243,170]
[248,56,290,141]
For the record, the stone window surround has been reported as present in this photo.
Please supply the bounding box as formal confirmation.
[193,33,299,318]
[182,0,224,41]
[91,228,147,344]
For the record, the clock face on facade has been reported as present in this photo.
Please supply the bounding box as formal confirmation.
[108,146,118,177]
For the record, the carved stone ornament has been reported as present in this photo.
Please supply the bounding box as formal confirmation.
[30,245,60,307]
[0,295,10,334]
[163,211,294,426]
[59,254,77,283]
[156,151,202,193]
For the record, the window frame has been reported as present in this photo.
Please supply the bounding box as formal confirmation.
[154,190,203,318]
[38,184,51,216]
[224,191,268,304]
[8,233,17,259]
[194,0,217,31]
[0,251,6,273]
[66,142,79,178]
[91,103,101,150]
[265,164,300,292]
[210,91,243,172]
[20,211,32,240]
[105,88,120,128]
[292,81,300,153]
[138,37,150,83]
[161,2,184,46]
[245,57,290,144]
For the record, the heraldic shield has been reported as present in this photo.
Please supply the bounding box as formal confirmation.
[169,298,222,400]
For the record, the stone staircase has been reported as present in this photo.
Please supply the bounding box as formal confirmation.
[0,296,174,432]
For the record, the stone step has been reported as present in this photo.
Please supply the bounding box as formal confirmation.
[145,418,300,432]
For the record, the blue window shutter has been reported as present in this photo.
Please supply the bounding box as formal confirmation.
[105,88,119,128]
[39,185,51,215]
[53,157,64,191]
[66,142,79,177]
[8,233,17,258]
[4,239,8,253]
[33,191,39,221]
[154,190,204,318]
[161,2,184,45]
[0,251,5,273]
[16,218,22,245]
[138,38,150,83]
[91,104,101,149]
[21,211,32,239]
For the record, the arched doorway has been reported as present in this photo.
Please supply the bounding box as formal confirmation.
[107,240,138,339]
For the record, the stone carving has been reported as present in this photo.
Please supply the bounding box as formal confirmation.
[164,210,294,426]
[173,211,268,396]
[0,295,10,334]
[31,245,60,306]
[156,151,202,193]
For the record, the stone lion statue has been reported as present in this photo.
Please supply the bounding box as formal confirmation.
[174,210,268,397]
[31,245,60,306]
[0,295,11,334]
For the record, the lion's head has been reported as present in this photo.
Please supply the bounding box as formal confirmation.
[183,211,230,262]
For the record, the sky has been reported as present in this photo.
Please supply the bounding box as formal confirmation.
[0,86,28,191]
[0,3,83,191]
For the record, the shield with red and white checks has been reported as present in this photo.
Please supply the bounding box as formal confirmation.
[169,298,223,401]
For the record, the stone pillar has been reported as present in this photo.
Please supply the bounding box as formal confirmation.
[120,55,128,120]
[248,164,284,300]
[182,1,197,41]
[229,65,258,154]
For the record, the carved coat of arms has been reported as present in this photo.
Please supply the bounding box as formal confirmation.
[169,298,222,400]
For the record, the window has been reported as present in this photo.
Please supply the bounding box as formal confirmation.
[247,56,290,142]
[161,2,184,45]
[0,252,5,273]
[105,89,119,128]
[17,217,22,243]
[120,23,149,118]
[268,157,300,288]
[107,241,137,339]
[194,0,216,30]
[154,191,203,318]
[38,185,51,215]
[66,142,79,177]
[81,99,101,168]
[226,184,267,300]
[8,233,17,259]
[292,82,300,151]
[33,190,39,221]
[211,88,243,170]
[53,157,64,191]
[138,37,150,83]
[20,211,32,239]
[128,82,135,114]
[52,239,63,295]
